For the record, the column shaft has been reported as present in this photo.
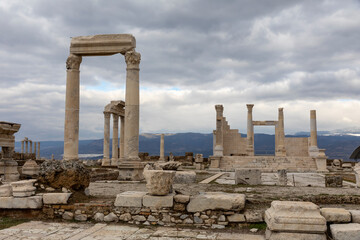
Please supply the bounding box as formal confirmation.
[29,141,33,154]
[25,140,28,154]
[246,104,254,156]
[120,116,125,159]
[112,114,119,163]
[276,108,286,156]
[63,54,82,161]
[21,141,24,153]
[310,110,318,147]
[159,134,165,161]
[37,142,40,159]
[214,105,224,156]
[34,142,37,158]
[103,113,111,160]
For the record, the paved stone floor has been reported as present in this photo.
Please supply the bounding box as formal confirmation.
[0,221,265,240]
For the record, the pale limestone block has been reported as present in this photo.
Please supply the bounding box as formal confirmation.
[142,194,174,208]
[114,191,147,207]
[174,194,190,203]
[330,223,360,240]
[173,171,196,184]
[186,192,245,213]
[22,160,40,176]
[265,229,326,240]
[265,201,326,233]
[143,170,175,196]
[245,210,264,222]
[320,208,351,223]
[227,214,246,222]
[104,212,118,222]
[43,193,72,204]
[235,168,261,185]
[62,211,74,220]
[0,184,12,197]
[11,179,37,197]
[0,196,42,209]
[350,210,360,223]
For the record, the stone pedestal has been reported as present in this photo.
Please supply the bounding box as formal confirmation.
[0,159,20,181]
[209,156,221,170]
[22,159,40,176]
[143,170,175,196]
[118,161,144,181]
[235,168,261,185]
[11,179,37,197]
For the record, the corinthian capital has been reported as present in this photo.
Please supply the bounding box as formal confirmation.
[125,50,141,69]
[66,54,82,70]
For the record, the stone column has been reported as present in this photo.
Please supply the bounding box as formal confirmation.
[123,50,141,160]
[29,141,33,154]
[25,140,28,154]
[276,108,286,156]
[246,104,254,156]
[63,53,82,161]
[34,142,37,158]
[309,110,319,157]
[102,112,111,166]
[37,142,40,159]
[214,105,224,156]
[21,141,24,153]
[120,116,125,159]
[159,134,165,161]
[118,51,143,181]
[112,114,119,165]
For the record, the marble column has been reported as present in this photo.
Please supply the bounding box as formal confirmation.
[111,113,119,165]
[123,50,141,160]
[25,140,28,154]
[159,134,165,161]
[309,110,319,157]
[120,116,125,159]
[34,142,37,158]
[276,108,286,156]
[29,141,33,154]
[246,104,254,156]
[37,142,40,159]
[63,53,82,161]
[118,50,143,181]
[21,141,24,153]
[102,112,111,165]
[214,105,224,157]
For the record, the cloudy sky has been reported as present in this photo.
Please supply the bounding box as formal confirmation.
[1,0,360,141]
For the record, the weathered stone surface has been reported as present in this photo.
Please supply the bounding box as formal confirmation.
[0,196,42,209]
[62,211,74,220]
[235,168,261,185]
[143,194,174,208]
[22,160,40,176]
[227,214,246,222]
[104,212,118,222]
[320,208,351,223]
[93,213,104,222]
[174,194,190,203]
[119,213,132,221]
[43,193,72,204]
[265,201,326,233]
[132,215,146,222]
[37,160,90,190]
[350,210,360,223]
[0,184,12,197]
[156,161,182,170]
[10,179,36,197]
[75,214,87,221]
[114,191,147,207]
[173,171,196,184]
[325,175,343,188]
[330,223,360,240]
[143,170,175,196]
[265,229,326,240]
[245,210,264,223]
[277,169,287,186]
[187,192,245,212]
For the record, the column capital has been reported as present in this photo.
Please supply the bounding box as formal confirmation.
[66,53,82,70]
[103,112,111,118]
[278,107,284,112]
[215,104,224,112]
[125,50,141,69]
[112,113,119,119]
[247,104,254,112]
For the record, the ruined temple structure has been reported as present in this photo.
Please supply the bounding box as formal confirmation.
[102,100,125,167]
[63,34,143,180]
[210,104,327,172]
[0,121,21,181]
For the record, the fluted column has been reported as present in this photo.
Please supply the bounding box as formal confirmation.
[246,104,254,156]
[112,113,119,165]
[159,134,165,161]
[103,112,111,163]
[34,142,37,158]
[29,141,33,154]
[37,142,40,159]
[214,105,224,157]
[63,53,82,160]
[25,140,28,153]
[21,141,24,153]
[124,51,141,160]
[120,116,125,159]
[276,108,286,156]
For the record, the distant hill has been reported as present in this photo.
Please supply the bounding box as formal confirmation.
[15,133,360,161]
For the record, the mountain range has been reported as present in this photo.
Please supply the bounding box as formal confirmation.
[14,132,360,161]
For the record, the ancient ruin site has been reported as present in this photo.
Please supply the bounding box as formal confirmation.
[1,1,360,240]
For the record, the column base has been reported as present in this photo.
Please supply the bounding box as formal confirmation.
[0,159,20,182]
[111,158,120,166]
[118,161,144,181]
[101,158,111,167]
[209,156,222,169]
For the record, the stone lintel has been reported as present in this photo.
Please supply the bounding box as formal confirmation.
[70,34,136,56]
[253,121,278,126]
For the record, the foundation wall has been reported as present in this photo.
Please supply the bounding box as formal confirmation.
[285,137,309,157]
[222,118,247,156]
[220,156,317,172]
